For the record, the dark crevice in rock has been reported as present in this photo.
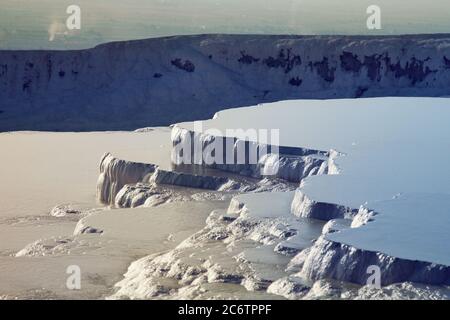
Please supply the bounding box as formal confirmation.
[355,86,369,98]
[263,48,302,74]
[443,56,450,69]
[22,79,32,92]
[0,64,8,77]
[340,51,383,80]
[363,54,383,81]
[385,56,435,85]
[340,51,363,73]
[171,58,195,72]
[312,57,335,82]
[46,57,52,80]
[289,77,303,86]
[238,51,259,65]
[341,51,436,84]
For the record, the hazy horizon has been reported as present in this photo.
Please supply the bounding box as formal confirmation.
[1,0,450,49]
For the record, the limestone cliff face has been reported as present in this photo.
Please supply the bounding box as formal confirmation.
[171,125,328,183]
[300,237,450,286]
[1,34,450,131]
[97,153,156,205]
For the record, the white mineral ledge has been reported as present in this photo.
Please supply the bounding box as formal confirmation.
[178,97,450,266]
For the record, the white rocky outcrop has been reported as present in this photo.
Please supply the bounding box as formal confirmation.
[97,153,237,207]
[171,124,329,183]
[266,276,309,299]
[299,237,450,286]
[180,98,450,289]
[321,219,352,235]
[288,191,450,286]
[114,184,172,208]
[97,153,156,205]
[50,204,82,217]
[110,192,324,299]
[290,190,358,221]
[150,167,233,190]
[73,219,103,236]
